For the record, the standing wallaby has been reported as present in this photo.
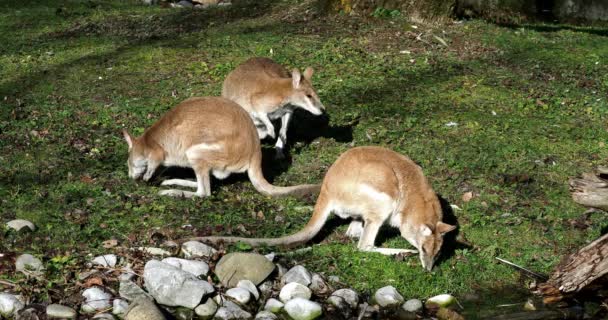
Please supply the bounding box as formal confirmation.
[122,97,320,198]
[188,146,456,271]
[222,57,325,159]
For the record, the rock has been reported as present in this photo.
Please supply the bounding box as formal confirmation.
[6,219,35,232]
[119,265,137,282]
[264,253,275,262]
[214,300,252,320]
[174,307,194,320]
[119,280,150,301]
[402,299,423,313]
[374,286,404,308]
[254,311,277,320]
[425,294,456,308]
[15,254,44,276]
[524,299,536,311]
[436,307,464,320]
[125,298,166,320]
[93,254,118,268]
[144,260,214,308]
[283,298,322,320]
[0,293,24,317]
[113,299,129,318]
[194,298,217,319]
[175,0,194,8]
[328,276,340,283]
[162,257,209,277]
[281,265,312,287]
[82,287,112,313]
[215,253,275,287]
[46,304,77,319]
[225,288,251,305]
[279,283,312,303]
[237,280,259,300]
[92,313,115,320]
[276,264,287,278]
[264,298,283,313]
[181,241,217,258]
[309,274,330,295]
[258,281,273,296]
[328,289,359,309]
[135,247,172,256]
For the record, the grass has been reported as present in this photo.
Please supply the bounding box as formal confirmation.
[1,0,607,317]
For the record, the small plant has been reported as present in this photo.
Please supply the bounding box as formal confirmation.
[371,7,401,19]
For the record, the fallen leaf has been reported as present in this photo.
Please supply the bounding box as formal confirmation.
[462,191,473,202]
[84,276,103,288]
[102,239,118,249]
[256,211,265,220]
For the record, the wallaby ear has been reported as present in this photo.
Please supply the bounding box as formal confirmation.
[303,67,314,80]
[436,222,457,235]
[292,68,302,88]
[420,225,432,236]
[122,129,133,150]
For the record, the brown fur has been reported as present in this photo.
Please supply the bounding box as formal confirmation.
[122,97,320,198]
[189,146,456,271]
[221,57,324,158]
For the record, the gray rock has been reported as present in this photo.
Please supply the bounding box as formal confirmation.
[254,311,277,320]
[281,265,312,287]
[374,286,404,308]
[309,274,330,295]
[276,264,287,279]
[263,299,283,313]
[215,253,275,287]
[82,287,112,313]
[213,300,252,320]
[328,289,359,309]
[162,257,209,277]
[194,298,217,319]
[0,293,24,317]
[264,253,275,262]
[15,254,44,276]
[92,313,115,320]
[181,241,217,258]
[225,288,251,305]
[113,299,129,318]
[119,280,150,301]
[175,0,194,8]
[6,219,35,232]
[258,281,273,297]
[119,265,137,282]
[174,307,194,320]
[402,299,423,313]
[236,280,259,300]
[283,298,322,320]
[135,247,172,256]
[47,304,77,319]
[125,297,166,320]
[144,260,214,308]
[328,276,340,283]
[279,283,311,303]
[93,254,118,268]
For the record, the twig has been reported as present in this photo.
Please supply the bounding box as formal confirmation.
[357,302,368,320]
[0,279,17,287]
[496,257,548,281]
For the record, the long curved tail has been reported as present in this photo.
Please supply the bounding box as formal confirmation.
[188,192,331,248]
[247,151,321,197]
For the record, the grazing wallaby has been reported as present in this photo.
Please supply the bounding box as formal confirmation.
[189,146,457,271]
[122,97,320,198]
[222,57,325,159]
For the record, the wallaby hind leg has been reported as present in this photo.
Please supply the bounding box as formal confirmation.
[158,165,210,198]
[345,220,364,239]
[161,179,198,188]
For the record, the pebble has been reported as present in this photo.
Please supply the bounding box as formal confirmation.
[113,299,129,317]
[374,286,404,308]
[92,254,118,268]
[161,257,209,277]
[284,298,322,320]
[135,247,172,256]
[194,298,217,319]
[215,253,275,287]
[402,299,423,313]
[237,280,260,300]
[6,219,35,232]
[425,294,456,308]
[81,287,112,313]
[279,282,312,303]
[225,287,251,305]
[214,300,252,320]
[124,297,165,320]
[328,288,359,309]
[0,293,24,317]
[181,241,217,258]
[264,298,284,313]
[15,254,44,276]
[309,273,330,295]
[119,280,150,301]
[46,304,77,319]
[281,265,312,287]
[92,313,115,320]
[254,310,277,320]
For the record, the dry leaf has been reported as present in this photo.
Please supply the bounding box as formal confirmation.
[462,191,473,202]
[102,239,118,249]
[84,276,103,288]
[256,211,265,220]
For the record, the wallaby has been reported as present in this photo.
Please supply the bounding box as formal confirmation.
[122,97,320,198]
[222,57,325,159]
[189,146,457,271]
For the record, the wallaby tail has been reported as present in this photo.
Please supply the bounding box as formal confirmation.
[247,152,321,198]
[187,192,331,248]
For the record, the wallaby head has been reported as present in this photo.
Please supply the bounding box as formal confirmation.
[122,130,160,181]
[402,196,456,271]
[287,67,325,116]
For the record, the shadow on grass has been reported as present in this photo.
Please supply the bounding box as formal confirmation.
[497,22,608,37]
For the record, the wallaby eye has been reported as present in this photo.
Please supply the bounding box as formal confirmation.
[306,94,313,99]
